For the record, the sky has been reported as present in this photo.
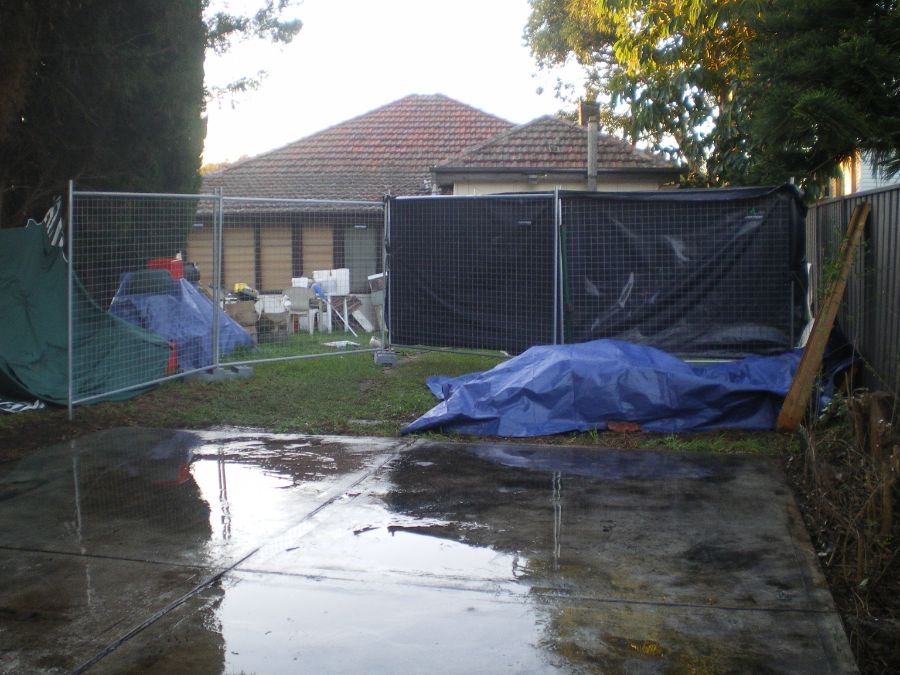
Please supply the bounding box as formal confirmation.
[202,0,583,164]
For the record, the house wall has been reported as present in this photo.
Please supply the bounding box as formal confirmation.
[187,215,380,295]
[223,226,256,292]
[186,224,214,288]
[451,175,670,195]
[858,153,900,192]
[186,222,260,292]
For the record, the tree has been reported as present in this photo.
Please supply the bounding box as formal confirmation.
[526,0,753,185]
[743,0,900,190]
[0,0,300,226]
[525,0,900,192]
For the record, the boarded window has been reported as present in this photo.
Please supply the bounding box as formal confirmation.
[223,225,255,292]
[260,225,292,292]
[301,225,334,276]
[186,223,213,287]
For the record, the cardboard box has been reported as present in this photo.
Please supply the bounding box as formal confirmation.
[313,268,350,296]
[225,301,258,340]
[254,294,286,315]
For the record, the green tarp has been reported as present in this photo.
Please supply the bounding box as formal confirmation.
[0,224,171,405]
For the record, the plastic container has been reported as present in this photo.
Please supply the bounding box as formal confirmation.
[147,257,184,279]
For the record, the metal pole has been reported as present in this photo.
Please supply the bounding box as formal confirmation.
[382,196,390,348]
[67,180,75,420]
[552,188,560,344]
[212,189,223,370]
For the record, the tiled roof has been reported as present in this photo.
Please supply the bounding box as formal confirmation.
[202,94,514,201]
[434,115,679,172]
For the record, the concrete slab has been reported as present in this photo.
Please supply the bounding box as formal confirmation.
[0,430,856,673]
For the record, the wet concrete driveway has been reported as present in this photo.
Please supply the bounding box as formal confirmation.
[0,429,854,673]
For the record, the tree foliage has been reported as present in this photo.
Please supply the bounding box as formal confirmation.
[526,0,900,191]
[526,0,752,185]
[0,0,300,226]
[744,0,900,189]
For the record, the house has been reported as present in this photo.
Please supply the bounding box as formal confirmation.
[194,94,679,295]
[832,151,900,196]
[432,115,680,195]
[195,94,513,293]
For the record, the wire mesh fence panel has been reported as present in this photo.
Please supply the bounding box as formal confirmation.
[560,187,806,357]
[70,191,217,405]
[69,191,385,410]
[205,198,384,364]
[387,195,558,353]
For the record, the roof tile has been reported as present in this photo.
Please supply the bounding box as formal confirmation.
[435,115,678,172]
[203,94,513,200]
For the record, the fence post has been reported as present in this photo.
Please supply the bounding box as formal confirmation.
[211,188,223,370]
[382,195,390,348]
[553,188,561,344]
[67,180,75,420]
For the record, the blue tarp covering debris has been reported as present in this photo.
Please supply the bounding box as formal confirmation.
[110,271,254,370]
[401,339,802,436]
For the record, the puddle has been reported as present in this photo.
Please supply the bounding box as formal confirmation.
[217,571,556,675]
[0,428,388,566]
[0,429,854,674]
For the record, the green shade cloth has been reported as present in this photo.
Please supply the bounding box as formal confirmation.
[0,224,171,405]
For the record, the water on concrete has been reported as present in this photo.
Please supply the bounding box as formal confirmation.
[0,429,856,673]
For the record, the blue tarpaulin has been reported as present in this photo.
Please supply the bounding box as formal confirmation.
[401,339,801,436]
[110,271,254,370]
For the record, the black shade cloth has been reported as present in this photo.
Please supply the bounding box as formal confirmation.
[387,186,806,357]
[387,195,557,353]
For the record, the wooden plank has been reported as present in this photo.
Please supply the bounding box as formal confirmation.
[776,202,870,431]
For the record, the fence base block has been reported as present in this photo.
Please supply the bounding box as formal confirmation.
[186,365,255,383]
[374,350,398,367]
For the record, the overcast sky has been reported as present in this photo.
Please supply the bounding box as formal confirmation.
[202,0,582,164]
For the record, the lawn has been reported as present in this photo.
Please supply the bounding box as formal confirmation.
[0,331,792,464]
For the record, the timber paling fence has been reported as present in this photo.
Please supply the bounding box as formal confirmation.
[806,184,900,399]
[67,184,808,417]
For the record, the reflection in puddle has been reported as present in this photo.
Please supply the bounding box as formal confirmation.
[5,430,810,674]
[192,459,295,545]
[248,494,527,586]
[217,571,557,675]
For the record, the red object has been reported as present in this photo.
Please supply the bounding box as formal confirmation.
[147,257,184,279]
[607,421,641,433]
[165,340,178,375]
[154,463,193,487]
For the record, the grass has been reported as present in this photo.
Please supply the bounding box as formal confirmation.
[0,331,794,462]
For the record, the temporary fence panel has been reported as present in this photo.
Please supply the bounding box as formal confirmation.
[560,186,806,357]
[387,186,805,358]
[807,185,900,397]
[68,189,384,414]
[69,190,220,408]
[387,194,559,353]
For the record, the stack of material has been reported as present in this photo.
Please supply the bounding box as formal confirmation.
[225,301,258,340]
[345,296,375,333]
